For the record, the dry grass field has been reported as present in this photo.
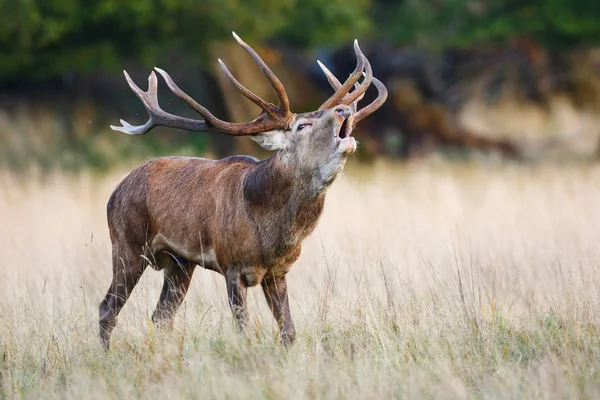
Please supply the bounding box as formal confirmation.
[2,159,600,399]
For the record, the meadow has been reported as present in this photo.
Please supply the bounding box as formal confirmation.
[2,159,600,399]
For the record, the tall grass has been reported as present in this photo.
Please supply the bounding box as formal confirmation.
[2,160,600,399]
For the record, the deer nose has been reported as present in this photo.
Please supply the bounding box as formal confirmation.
[334,105,352,119]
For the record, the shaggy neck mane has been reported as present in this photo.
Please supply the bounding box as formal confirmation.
[243,151,328,248]
[243,151,330,208]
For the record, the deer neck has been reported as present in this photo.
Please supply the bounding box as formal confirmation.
[244,150,343,206]
[296,152,347,199]
[243,151,333,246]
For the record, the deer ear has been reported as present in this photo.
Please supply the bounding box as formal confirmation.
[251,130,289,151]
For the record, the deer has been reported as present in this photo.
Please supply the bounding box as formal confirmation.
[99,32,387,350]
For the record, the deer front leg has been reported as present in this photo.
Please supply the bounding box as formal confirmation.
[226,269,248,333]
[261,274,296,346]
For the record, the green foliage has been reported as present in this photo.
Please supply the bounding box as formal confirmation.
[279,0,371,47]
[376,0,600,50]
[3,0,600,82]
[0,0,371,82]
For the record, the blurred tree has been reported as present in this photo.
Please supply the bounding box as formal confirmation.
[374,0,600,50]
[2,0,600,83]
[278,0,371,47]
[0,0,371,83]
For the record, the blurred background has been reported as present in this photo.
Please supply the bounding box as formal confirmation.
[1,0,600,171]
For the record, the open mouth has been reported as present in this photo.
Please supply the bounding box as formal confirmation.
[335,118,352,142]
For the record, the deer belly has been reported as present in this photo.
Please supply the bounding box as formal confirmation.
[151,234,218,271]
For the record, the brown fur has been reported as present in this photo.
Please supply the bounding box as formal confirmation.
[99,106,357,349]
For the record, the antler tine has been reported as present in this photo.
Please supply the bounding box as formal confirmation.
[354,76,388,124]
[318,40,365,111]
[153,67,246,133]
[217,59,275,116]
[317,62,387,126]
[110,71,158,135]
[127,69,158,110]
[341,53,372,106]
[316,61,364,113]
[110,71,209,135]
[317,60,342,90]
[349,82,365,113]
[232,32,291,115]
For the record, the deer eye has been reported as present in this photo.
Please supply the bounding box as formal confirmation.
[297,123,312,131]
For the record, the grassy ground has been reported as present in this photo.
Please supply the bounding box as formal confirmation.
[2,159,600,399]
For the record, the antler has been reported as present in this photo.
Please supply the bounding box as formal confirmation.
[318,40,370,111]
[111,32,294,136]
[317,55,387,127]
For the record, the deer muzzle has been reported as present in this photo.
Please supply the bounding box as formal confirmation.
[332,105,356,154]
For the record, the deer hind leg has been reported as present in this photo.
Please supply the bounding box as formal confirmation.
[99,244,146,350]
[261,273,296,346]
[226,269,248,333]
[152,252,196,330]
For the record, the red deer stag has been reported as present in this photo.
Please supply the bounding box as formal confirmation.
[100,32,387,350]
